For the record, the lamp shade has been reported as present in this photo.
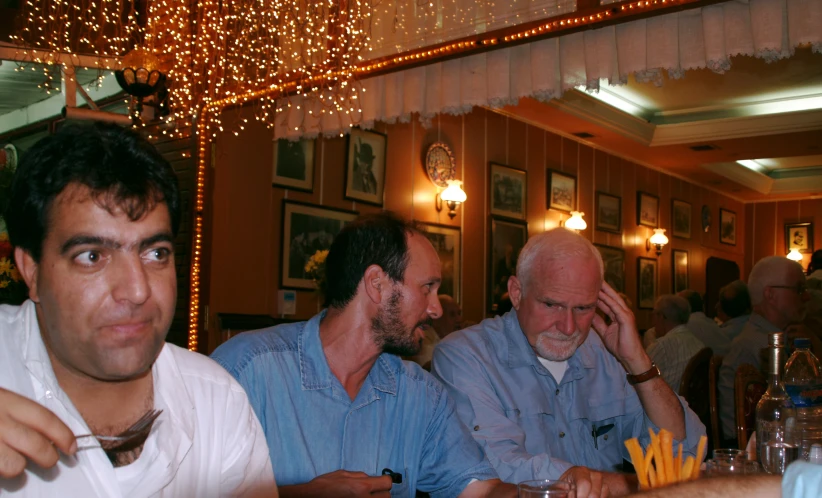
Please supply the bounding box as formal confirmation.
[787,248,803,262]
[649,228,669,247]
[440,180,467,203]
[565,211,587,231]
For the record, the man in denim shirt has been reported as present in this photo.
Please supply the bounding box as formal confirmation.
[213,213,514,497]
[432,228,706,495]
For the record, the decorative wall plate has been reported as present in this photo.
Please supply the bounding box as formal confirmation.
[425,142,456,188]
[701,205,711,233]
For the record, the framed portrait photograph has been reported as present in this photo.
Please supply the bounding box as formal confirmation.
[272,138,315,191]
[594,244,626,293]
[637,257,658,310]
[719,208,737,246]
[637,192,659,228]
[672,199,692,239]
[786,222,814,254]
[489,217,528,312]
[281,201,358,289]
[344,128,387,205]
[490,163,527,220]
[595,192,622,234]
[673,250,689,293]
[546,169,576,213]
[417,222,461,303]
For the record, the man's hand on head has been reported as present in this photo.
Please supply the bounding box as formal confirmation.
[592,283,652,375]
[278,470,393,498]
[0,387,76,478]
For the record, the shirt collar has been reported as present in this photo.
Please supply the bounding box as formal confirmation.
[748,312,782,334]
[665,324,691,337]
[720,314,750,328]
[502,310,597,370]
[299,310,398,397]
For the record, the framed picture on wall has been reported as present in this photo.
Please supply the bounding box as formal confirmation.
[489,216,528,312]
[673,250,689,293]
[490,163,527,220]
[637,192,659,228]
[417,222,461,303]
[719,208,737,245]
[595,192,622,234]
[281,201,358,290]
[272,138,315,191]
[594,244,626,293]
[786,222,814,254]
[672,199,692,239]
[637,257,658,310]
[546,169,576,213]
[344,128,387,205]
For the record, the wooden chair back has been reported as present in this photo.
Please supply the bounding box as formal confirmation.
[708,354,724,447]
[734,363,766,450]
[679,347,714,449]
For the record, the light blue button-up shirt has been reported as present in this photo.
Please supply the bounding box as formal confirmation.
[211,312,498,497]
[431,311,706,484]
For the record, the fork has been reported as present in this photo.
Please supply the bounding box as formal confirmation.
[75,408,163,443]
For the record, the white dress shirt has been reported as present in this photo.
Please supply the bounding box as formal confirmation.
[0,301,276,498]
[647,325,706,393]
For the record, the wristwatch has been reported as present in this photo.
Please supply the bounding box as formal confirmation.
[626,362,661,385]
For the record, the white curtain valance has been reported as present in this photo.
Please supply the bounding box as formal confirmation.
[274,0,822,139]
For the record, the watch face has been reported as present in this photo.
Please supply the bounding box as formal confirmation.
[701,205,711,232]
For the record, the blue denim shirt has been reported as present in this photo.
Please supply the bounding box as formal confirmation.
[211,312,498,497]
[431,311,706,484]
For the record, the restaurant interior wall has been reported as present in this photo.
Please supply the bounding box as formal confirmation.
[205,105,747,351]
[744,199,822,280]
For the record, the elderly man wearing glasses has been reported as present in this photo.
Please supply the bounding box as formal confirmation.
[718,256,810,446]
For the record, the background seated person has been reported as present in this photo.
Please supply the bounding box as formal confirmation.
[432,228,706,496]
[715,280,752,342]
[213,213,517,498]
[647,295,705,392]
[677,290,730,355]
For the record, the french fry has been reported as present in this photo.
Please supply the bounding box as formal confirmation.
[648,464,657,488]
[682,456,695,481]
[643,445,654,479]
[675,443,683,481]
[691,435,708,479]
[659,429,675,486]
[625,438,649,489]
[648,429,666,485]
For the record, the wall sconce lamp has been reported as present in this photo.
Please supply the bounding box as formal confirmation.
[787,248,803,262]
[564,211,587,232]
[436,180,467,219]
[647,228,669,257]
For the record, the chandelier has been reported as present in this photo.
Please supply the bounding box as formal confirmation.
[10,0,373,138]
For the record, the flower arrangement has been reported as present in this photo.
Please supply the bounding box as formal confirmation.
[304,249,329,291]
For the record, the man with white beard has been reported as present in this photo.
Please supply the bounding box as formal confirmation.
[432,228,705,496]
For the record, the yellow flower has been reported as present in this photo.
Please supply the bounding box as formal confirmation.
[0,232,8,243]
[0,258,11,276]
[0,280,8,289]
[9,266,21,282]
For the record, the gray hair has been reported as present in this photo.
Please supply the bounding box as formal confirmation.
[516,228,604,292]
[748,256,805,306]
[654,295,691,325]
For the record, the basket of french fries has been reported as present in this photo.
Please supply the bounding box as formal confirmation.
[624,429,708,489]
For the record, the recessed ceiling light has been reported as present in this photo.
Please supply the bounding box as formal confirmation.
[736,160,765,172]
[690,144,718,151]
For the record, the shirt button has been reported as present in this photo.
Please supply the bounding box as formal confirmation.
[473,425,480,431]
[559,432,565,438]
[45,390,53,399]
[555,389,560,395]
[604,435,609,441]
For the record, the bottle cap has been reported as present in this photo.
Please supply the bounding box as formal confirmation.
[770,332,785,347]
[810,444,822,465]
[794,338,811,349]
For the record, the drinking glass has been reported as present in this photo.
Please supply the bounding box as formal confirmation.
[759,426,799,474]
[517,480,576,498]
[713,448,745,460]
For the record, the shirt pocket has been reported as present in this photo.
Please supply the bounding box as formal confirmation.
[576,399,626,469]
[504,401,555,454]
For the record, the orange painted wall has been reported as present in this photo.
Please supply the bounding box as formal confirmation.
[205,106,748,344]
[744,199,822,279]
